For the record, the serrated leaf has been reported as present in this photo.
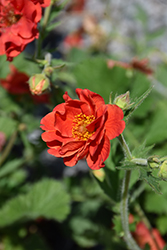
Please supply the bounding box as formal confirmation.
[132,142,154,159]
[0,179,70,227]
[112,215,123,236]
[139,168,161,194]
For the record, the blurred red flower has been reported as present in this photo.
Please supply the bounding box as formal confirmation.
[107,58,153,75]
[0,64,50,104]
[31,0,50,7]
[40,88,125,170]
[67,0,85,13]
[63,29,83,50]
[0,64,30,94]
[132,222,165,250]
[0,0,42,61]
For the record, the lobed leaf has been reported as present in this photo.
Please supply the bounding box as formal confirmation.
[0,179,70,227]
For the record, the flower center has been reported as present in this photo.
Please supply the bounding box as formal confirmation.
[72,113,95,140]
[0,4,21,29]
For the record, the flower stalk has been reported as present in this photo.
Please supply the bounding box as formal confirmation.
[118,134,142,250]
[36,4,52,58]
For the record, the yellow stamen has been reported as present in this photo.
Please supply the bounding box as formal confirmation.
[72,113,95,140]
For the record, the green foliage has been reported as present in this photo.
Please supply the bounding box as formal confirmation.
[0,159,24,178]
[0,116,18,138]
[0,179,70,227]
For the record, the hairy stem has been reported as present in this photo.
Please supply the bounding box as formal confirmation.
[118,134,141,250]
[36,4,52,58]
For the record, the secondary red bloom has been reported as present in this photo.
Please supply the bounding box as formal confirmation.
[67,0,85,12]
[64,29,83,50]
[107,58,153,75]
[132,222,165,250]
[31,0,51,7]
[0,64,30,94]
[0,0,42,61]
[40,89,125,170]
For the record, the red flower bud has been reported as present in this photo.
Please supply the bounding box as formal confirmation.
[28,74,50,95]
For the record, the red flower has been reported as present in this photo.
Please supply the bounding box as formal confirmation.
[31,0,51,7]
[0,64,50,104]
[67,0,85,13]
[64,29,83,50]
[40,89,125,170]
[107,58,153,75]
[0,0,42,61]
[0,64,30,94]
[132,222,165,250]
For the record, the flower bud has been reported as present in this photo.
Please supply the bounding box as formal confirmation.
[158,160,167,181]
[148,156,160,169]
[28,74,50,95]
[114,91,133,110]
[92,169,105,182]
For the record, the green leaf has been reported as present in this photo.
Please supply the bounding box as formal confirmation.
[146,101,167,144]
[112,215,123,236]
[139,168,161,194]
[135,3,148,25]
[0,179,70,227]
[156,216,167,234]
[73,57,132,103]
[70,217,98,247]
[0,159,24,178]
[146,28,166,41]
[0,116,18,138]
[144,192,167,214]
[132,142,154,159]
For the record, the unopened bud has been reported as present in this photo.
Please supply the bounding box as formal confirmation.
[92,169,105,182]
[158,160,167,181]
[114,91,133,110]
[28,74,50,95]
[148,156,160,169]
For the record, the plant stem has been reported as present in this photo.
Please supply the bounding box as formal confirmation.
[36,4,52,58]
[118,134,142,250]
[0,130,18,166]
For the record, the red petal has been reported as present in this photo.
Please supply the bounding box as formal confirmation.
[76,88,105,110]
[40,111,56,130]
[63,91,72,102]
[86,135,110,170]
[60,141,85,157]
[76,89,96,115]
[105,104,125,140]
[63,154,78,167]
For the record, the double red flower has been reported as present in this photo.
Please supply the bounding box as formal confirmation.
[0,0,50,61]
[41,89,125,170]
